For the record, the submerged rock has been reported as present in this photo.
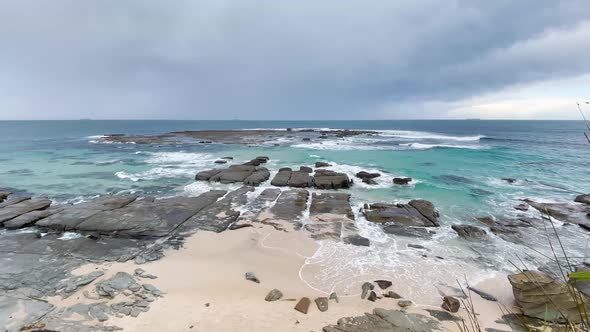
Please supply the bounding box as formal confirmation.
[452,224,489,241]
[364,200,439,227]
[393,177,412,185]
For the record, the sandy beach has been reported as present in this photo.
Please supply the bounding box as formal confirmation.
[36,222,513,332]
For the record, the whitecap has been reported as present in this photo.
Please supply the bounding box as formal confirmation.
[399,143,484,150]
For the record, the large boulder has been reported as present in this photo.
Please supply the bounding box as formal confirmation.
[209,165,257,184]
[356,171,381,179]
[363,200,439,227]
[195,169,221,181]
[313,170,352,190]
[270,189,309,221]
[508,270,587,322]
[575,194,590,205]
[244,168,270,186]
[271,169,292,186]
[524,199,590,229]
[288,171,314,188]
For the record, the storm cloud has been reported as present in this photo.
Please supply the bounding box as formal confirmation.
[1,0,589,119]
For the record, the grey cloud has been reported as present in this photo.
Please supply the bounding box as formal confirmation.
[0,0,589,119]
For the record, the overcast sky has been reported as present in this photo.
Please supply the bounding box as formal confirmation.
[1,0,589,120]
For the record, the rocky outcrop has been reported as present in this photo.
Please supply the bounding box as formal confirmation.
[196,157,271,186]
[575,194,590,205]
[524,199,590,229]
[314,170,352,190]
[393,177,412,185]
[322,308,441,332]
[243,168,271,186]
[451,224,489,241]
[270,189,309,221]
[288,171,314,188]
[356,171,380,180]
[315,162,331,168]
[508,270,587,322]
[0,198,51,225]
[363,200,440,227]
[271,168,292,186]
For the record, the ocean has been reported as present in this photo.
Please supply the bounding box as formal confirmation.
[2,120,590,301]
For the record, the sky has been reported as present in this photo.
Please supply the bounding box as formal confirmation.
[0,0,589,120]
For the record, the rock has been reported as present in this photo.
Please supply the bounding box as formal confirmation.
[265,289,283,302]
[271,169,292,186]
[382,224,437,238]
[288,171,314,188]
[438,175,474,184]
[270,189,309,221]
[0,198,52,225]
[441,296,460,313]
[313,170,351,190]
[361,282,374,299]
[245,272,260,284]
[134,268,157,279]
[367,291,378,302]
[0,191,10,202]
[4,209,56,229]
[329,292,339,303]
[502,178,517,184]
[362,178,378,185]
[322,308,441,332]
[575,194,590,205]
[343,234,370,246]
[244,168,270,186]
[143,284,162,297]
[95,272,141,298]
[195,169,221,181]
[374,280,392,290]
[524,199,590,227]
[221,156,234,160]
[398,300,413,308]
[214,160,227,164]
[508,270,586,322]
[452,224,489,240]
[364,200,439,227]
[356,171,381,179]
[408,244,428,250]
[208,165,258,183]
[467,286,497,301]
[315,162,331,168]
[302,138,311,142]
[61,271,105,297]
[393,178,412,185]
[315,297,329,312]
[514,203,529,211]
[294,297,311,314]
[384,291,402,299]
[300,166,313,173]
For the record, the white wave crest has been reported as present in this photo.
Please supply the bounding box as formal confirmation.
[399,143,483,150]
[377,130,485,141]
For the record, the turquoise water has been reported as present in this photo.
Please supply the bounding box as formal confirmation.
[1,120,590,301]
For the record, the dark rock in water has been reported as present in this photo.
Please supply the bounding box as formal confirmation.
[441,296,460,313]
[502,178,517,184]
[508,270,582,322]
[393,177,412,185]
[322,308,441,332]
[309,193,354,219]
[244,168,270,186]
[374,280,392,290]
[271,169,292,186]
[265,289,283,302]
[294,297,311,314]
[361,282,374,299]
[214,160,227,164]
[356,171,381,179]
[313,170,351,189]
[362,178,378,185]
[575,194,590,205]
[208,165,258,183]
[470,188,494,196]
[300,166,313,173]
[95,272,141,298]
[329,292,339,303]
[398,300,413,308]
[364,200,439,227]
[367,291,378,302]
[315,297,329,311]
[0,191,11,202]
[0,195,31,208]
[426,309,462,322]
[245,272,260,284]
[302,138,311,142]
[343,234,370,247]
[288,171,314,188]
[438,174,474,185]
[221,156,234,160]
[0,198,51,225]
[315,162,331,168]
[408,244,428,250]
[195,169,221,181]
[514,203,529,211]
[382,225,436,239]
[467,286,497,302]
[452,224,489,241]
[524,199,590,228]
[384,291,402,299]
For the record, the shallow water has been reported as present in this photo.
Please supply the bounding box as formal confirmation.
[1,120,590,302]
